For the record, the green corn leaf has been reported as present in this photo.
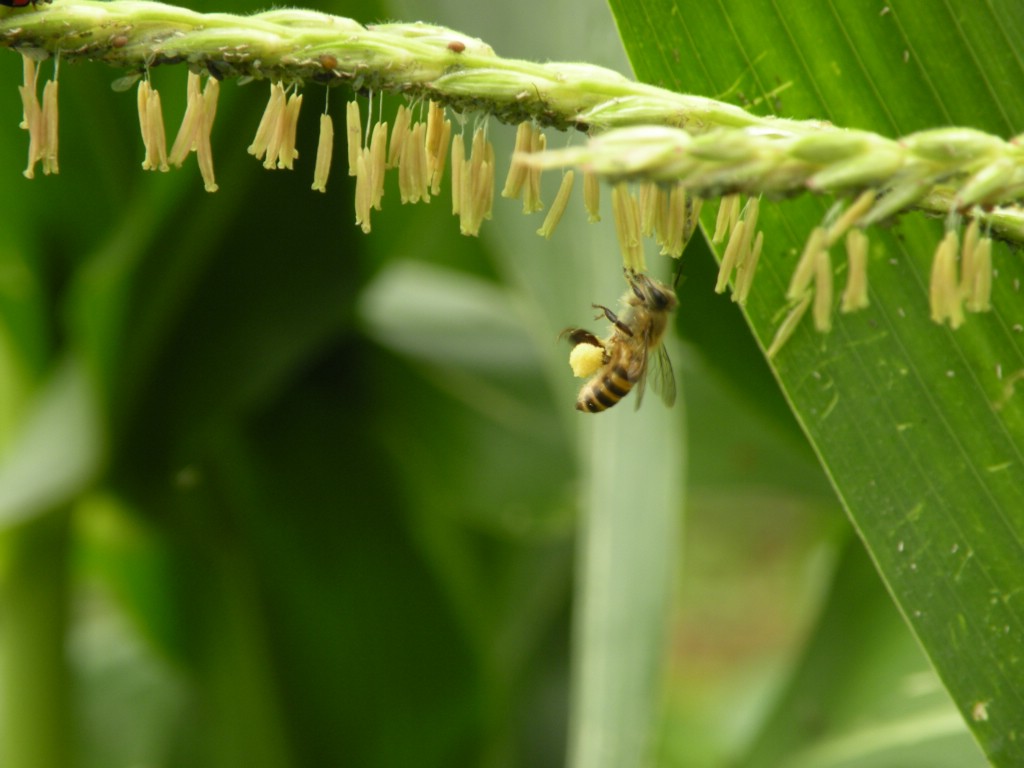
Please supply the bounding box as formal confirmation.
[610,0,1024,765]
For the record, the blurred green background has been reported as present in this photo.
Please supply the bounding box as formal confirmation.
[0,0,990,766]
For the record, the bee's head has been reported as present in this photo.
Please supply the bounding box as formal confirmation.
[626,271,677,311]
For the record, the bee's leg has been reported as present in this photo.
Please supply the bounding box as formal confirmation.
[560,328,604,348]
[592,304,633,336]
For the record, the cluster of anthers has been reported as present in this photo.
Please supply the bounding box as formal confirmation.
[13,38,1002,358]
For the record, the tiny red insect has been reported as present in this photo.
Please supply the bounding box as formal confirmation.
[0,0,50,8]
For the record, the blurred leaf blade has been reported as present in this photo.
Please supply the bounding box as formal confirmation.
[0,357,103,527]
[610,0,1024,764]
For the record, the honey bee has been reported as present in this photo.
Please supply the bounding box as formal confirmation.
[562,270,678,412]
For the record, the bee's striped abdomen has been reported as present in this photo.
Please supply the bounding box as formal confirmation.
[576,362,634,412]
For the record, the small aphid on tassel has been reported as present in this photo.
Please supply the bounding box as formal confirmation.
[813,248,833,332]
[583,170,601,222]
[537,170,575,239]
[345,100,361,176]
[248,82,285,161]
[41,79,58,175]
[311,113,334,193]
[767,293,812,359]
[840,229,870,312]
[734,230,763,304]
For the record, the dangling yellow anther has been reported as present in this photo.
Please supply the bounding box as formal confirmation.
[502,121,532,199]
[311,113,334,193]
[734,231,763,304]
[248,82,286,162]
[583,170,601,222]
[840,229,870,312]
[387,105,412,169]
[612,184,644,272]
[812,248,833,332]
[19,54,43,179]
[929,230,963,328]
[40,79,59,176]
[767,293,812,359]
[345,100,362,176]
[537,171,575,239]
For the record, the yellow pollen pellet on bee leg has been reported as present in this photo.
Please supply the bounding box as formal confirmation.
[569,342,605,378]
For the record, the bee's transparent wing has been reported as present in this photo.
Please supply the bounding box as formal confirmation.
[635,339,676,410]
[649,344,677,407]
[633,341,651,410]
